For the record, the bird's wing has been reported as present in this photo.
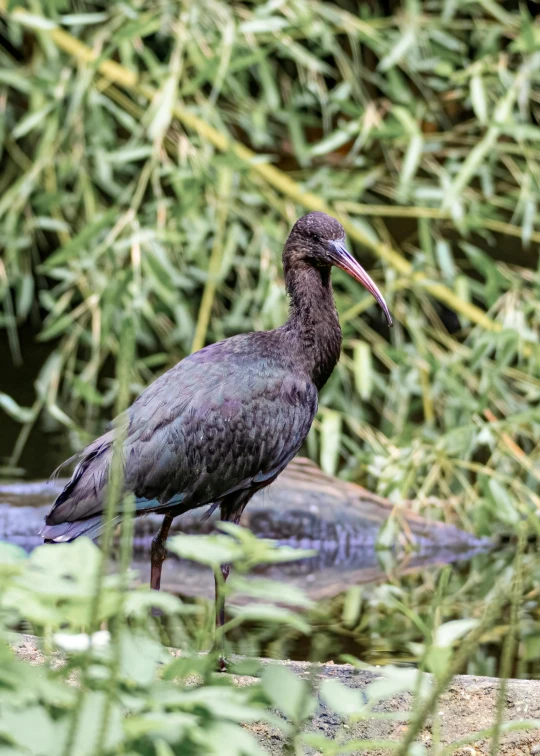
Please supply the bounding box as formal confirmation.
[44,336,318,528]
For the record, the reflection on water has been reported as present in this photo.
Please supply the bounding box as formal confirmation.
[0,459,492,600]
[0,460,491,602]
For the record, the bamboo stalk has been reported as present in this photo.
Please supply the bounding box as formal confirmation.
[191,169,232,353]
[0,3,534,343]
[336,201,540,245]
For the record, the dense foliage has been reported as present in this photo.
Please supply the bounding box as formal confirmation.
[0,1,540,752]
[0,0,539,534]
[0,526,538,755]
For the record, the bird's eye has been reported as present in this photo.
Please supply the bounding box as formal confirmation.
[312,233,321,243]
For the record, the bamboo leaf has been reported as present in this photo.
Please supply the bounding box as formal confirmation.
[353,341,373,400]
[0,392,35,423]
[41,208,117,268]
[12,10,57,30]
[470,74,488,125]
[319,409,342,476]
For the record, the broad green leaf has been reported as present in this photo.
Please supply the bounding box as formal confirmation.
[262,665,314,721]
[167,534,244,566]
[434,619,478,648]
[320,678,364,717]
[201,721,267,756]
[365,666,431,703]
[228,604,311,634]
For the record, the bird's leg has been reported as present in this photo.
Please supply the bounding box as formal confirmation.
[212,499,248,671]
[215,562,230,630]
[150,513,173,592]
[214,562,230,672]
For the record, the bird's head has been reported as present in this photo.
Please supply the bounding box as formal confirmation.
[285,211,393,326]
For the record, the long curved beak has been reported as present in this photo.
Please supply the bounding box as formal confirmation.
[329,241,393,326]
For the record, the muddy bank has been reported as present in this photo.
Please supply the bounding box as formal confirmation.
[11,635,540,754]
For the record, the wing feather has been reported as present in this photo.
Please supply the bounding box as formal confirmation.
[43,334,317,532]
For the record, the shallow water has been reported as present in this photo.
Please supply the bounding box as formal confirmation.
[0,472,491,602]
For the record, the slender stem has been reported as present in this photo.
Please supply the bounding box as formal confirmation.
[191,169,232,353]
[336,201,540,245]
[489,524,526,756]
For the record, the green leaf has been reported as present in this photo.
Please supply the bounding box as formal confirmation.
[342,585,363,628]
[399,134,424,197]
[61,692,123,756]
[15,274,35,320]
[378,29,415,71]
[320,678,364,717]
[229,604,311,634]
[41,208,117,268]
[470,74,488,124]
[0,393,35,423]
[200,721,267,756]
[434,619,478,648]
[376,513,400,551]
[167,534,244,566]
[120,631,166,687]
[37,313,74,341]
[353,341,373,400]
[262,665,314,721]
[60,13,109,25]
[0,705,58,754]
[230,576,313,609]
[12,10,57,30]
[488,479,520,526]
[435,239,456,281]
[104,146,153,164]
[319,409,342,476]
[365,666,430,703]
[12,105,53,140]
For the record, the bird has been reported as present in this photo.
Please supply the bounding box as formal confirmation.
[40,212,392,630]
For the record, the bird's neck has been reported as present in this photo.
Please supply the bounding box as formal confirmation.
[283,261,342,390]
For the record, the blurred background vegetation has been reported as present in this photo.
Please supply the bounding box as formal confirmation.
[1,0,540,742]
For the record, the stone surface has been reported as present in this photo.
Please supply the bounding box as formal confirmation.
[10,634,540,755]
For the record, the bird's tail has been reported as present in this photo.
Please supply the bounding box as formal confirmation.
[39,514,122,543]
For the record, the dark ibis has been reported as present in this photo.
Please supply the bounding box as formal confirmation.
[41,212,392,628]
